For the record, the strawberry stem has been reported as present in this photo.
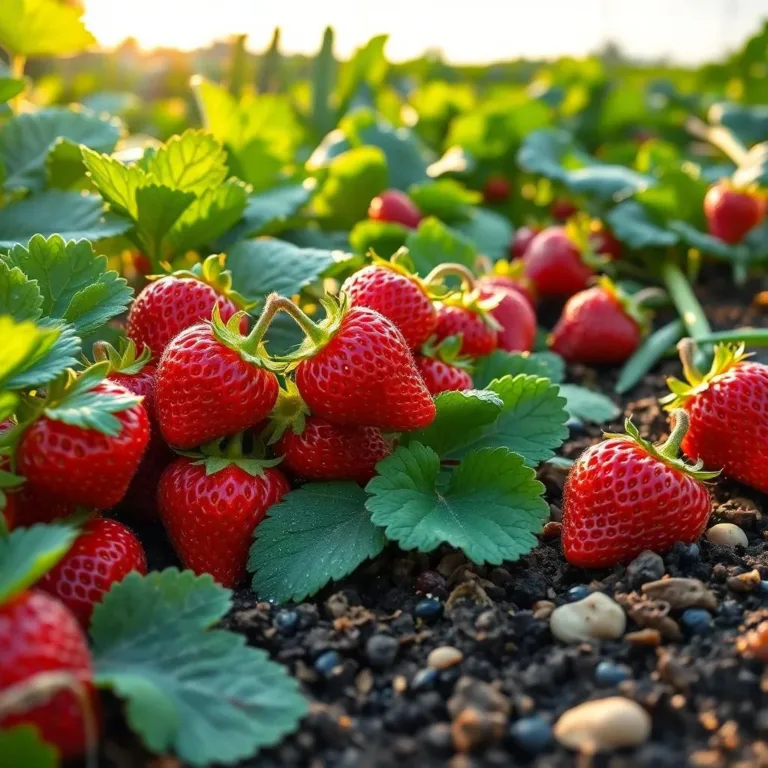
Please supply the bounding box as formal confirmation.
[223,431,245,459]
[677,338,704,386]
[242,293,328,355]
[423,263,476,291]
[657,409,690,461]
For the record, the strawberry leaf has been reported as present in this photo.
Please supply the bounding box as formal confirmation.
[133,184,197,263]
[81,147,146,218]
[366,443,548,565]
[249,482,386,603]
[0,260,42,321]
[558,384,621,425]
[0,725,57,768]
[405,217,476,276]
[472,350,565,389]
[91,569,307,767]
[407,179,480,221]
[349,219,409,258]
[453,207,515,262]
[0,523,77,605]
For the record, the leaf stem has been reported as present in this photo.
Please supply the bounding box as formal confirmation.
[694,327,768,346]
[677,338,704,385]
[657,409,689,461]
[660,261,712,340]
[423,263,476,291]
[242,293,327,355]
[223,431,244,459]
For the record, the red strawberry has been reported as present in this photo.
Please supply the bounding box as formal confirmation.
[477,283,536,353]
[154,310,280,449]
[590,226,622,260]
[663,342,768,494]
[509,225,541,260]
[118,433,175,522]
[127,254,250,357]
[0,590,97,759]
[433,293,499,357]
[483,176,511,204]
[17,374,150,510]
[158,442,290,587]
[704,181,764,244]
[415,336,473,395]
[95,339,157,420]
[37,518,147,627]
[523,226,594,298]
[562,411,715,568]
[132,251,151,277]
[368,190,422,229]
[551,198,578,222]
[549,279,648,364]
[269,295,435,432]
[341,252,437,350]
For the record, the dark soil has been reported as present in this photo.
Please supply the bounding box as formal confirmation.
[102,269,768,768]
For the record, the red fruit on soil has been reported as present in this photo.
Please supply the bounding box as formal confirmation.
[590,227,622,260]
[551,198,578,222]
[523,226,594,298]
[155,322,279,449]
[368,190,423,229]
[341,261,437,349]
[294,303,435,432]
[0,590,97,759]
[158,458,290,587]
[663,342,768,494]
[276,416,390,484]
[478,284,536,353]
[483,176,511,204]
[416,356,473,395]
[704,182,764,244]
[509,226,541,260]
[562,412,714,568]
[37,518,147,627]
[433,303,498,357]
[17,381,150,510]
[549,280,645,364]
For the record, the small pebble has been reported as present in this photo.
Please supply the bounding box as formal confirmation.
[314,650,341,675]
[595,661,631,686]
[706,523,748,548]
[550,592,626,643]
[274,609,299,636]
[758,581,768,594]
[679,542,700,566]
[726,569,762,593]
[509,715,553,753]
[415,598,443,622]
[365,634,399,668]
[680,608,713,634]
[626,551,665,589]
[567,585,591,602]
[554,697,651,751]
[415,570,447,595]
[642,577,717,611]
[428,646,464,670]
[411,667,439,691]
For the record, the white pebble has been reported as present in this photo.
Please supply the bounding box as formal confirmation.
[706,523,748,548]
[550,593,626,644]
[554,697,651,751]
[427,646,463,670]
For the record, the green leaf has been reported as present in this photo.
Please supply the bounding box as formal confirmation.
[0,726,57,768]
[0,315,61,391]
[226,238,346,305]
[405,217,476,276]
[4,235,132,335]
[0,108,121,193]
[336,35,389,114]
[407,179,480,221]
[0,191,131,249]
[92,569,307,767]
[443,375,569,466]
[558,384,620,424]
[401,389,503,458]
[366,444,549,565]
[349,219,408,258]
[4,320,80,390]
[143,130,228,195]
[133,185,196,263]
[472,350,565,389]
[452,207,514,263]
[81,147,146,219]
[0,77,24,106]
[669,221,748,263]
[249,482,386,603]
[606,201,679,250]
[565,165,653,202]
[0,0,95,57]
[0,260,42,321]
[0,523,77,604]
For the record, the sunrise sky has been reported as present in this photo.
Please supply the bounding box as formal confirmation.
[81,0,767,64]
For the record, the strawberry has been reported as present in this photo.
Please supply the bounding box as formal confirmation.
[477,282,536,353]
[483,176,511,204]
[131,251,152,277]
[415,336,473,395]
[549,278,648,364]
[523,226,595,298]
[704,181,764,244]
[368,190,423,229]
[158,437,290,586]
[154,307,280,449]
[37,518,147,627]
[0,590,97,759]
[433,291,499,357]
[479,258,536,308]
[17,368,150,510]
[95,339,157,419]
[341,250,437,349]
[264,294,435,432]
[562,411,716,568]
[662,342,768,494]
[551,198,578,222]
[127,254,251,357]
[590,226,622,260]
[509,225,541,260]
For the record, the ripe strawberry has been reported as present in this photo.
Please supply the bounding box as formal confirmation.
[562,411,715,568]
[433,293,499,357]
[154,309,280,449]
[549,279,648,364]
[704,181,764,244]
[477,283,536,353]
[17,373,150,510]
[158,440,290,587]
[590,226,622,260]
[0,590,97,759]
[523,226,594,298]
[551,198,578,222]
[132,251,151,277]
[663,342,768,494]
[483,176,511,204]
[127,254,250,356]
[509,225,541,260]
[37,518,147,627]
[341,251,437,349]
[95,339,157,419]
[271,295,435,432]
[368,190,422,229]
[415,336,473,395]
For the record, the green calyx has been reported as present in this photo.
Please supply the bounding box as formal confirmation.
[164,254,256,312]
[92,339,153,375]
[604,410,720,482]
[178,431,283,478]
[597,276,653,337]
[661,340,751,411]
[262,380,310,445]
[420,335,473,372]
[210,304,286,374]
[565,214,610,272]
